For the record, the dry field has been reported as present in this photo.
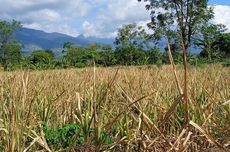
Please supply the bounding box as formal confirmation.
[0,65,229,151]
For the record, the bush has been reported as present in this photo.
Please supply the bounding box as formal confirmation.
[43,124,83,150]
[223,59,230,67]
[30,50,54,65]
[75,62,86,68]
[43,123,112,151]
[189,58,208,68]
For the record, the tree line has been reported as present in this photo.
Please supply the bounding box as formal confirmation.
[0,0,230,71]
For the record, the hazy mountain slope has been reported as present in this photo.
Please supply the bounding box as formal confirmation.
[14,28,114,54]
[14,28,199,56]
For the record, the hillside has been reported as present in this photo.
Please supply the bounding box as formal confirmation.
[14,28,114,55]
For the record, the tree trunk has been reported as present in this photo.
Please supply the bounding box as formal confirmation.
[2,48,8,71]
[3,59,8,71]
[1,43,8,71]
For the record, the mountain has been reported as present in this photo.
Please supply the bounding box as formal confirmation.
[14,28,200,57]
[14,28,114,55]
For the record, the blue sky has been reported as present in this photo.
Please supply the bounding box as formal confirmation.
[0,0,229,38]
[209,0,230,5]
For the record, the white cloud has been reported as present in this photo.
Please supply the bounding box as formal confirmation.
[213,5,230,31]
[81,2,230,38]
[81,0,150,38]
[0,0,90,36]
[0,0,229,38]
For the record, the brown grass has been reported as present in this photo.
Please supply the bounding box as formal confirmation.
[0,65,229,151]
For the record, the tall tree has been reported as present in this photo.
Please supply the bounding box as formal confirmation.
[195,24,227,61]
[63,42,73,50]
[138,0,214,49]
[114,23,150,65]
[0,20,21,71]
[214,33,230,58]
[4,43,22,65]
[64,45,101,67]
[138,0,213,125]
[98,45,117,66]
[115,23,151,49]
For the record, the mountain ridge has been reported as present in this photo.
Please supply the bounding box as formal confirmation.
[14,27,115,54]
[14,27,200,56]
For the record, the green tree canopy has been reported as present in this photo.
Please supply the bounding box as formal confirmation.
[114,23,150,65]
[0,20,21,71]
[195,24,227,61]
[137,0,214,125]
[30,50,54,65]
[214,32,230,58]
[64,44,101,67]
[98,45,116,66]
[115,46,147,65]
[4,43,22,65]
[115,23,151,49]
[138,0,214,50]
[63,42,73,49]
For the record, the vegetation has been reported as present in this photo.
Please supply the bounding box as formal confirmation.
[0,65,229,151]
[0,20,21,71]
[0,0,229,150]
[195,24,227,61]
[138,0,213,49]
[0,19,229,71]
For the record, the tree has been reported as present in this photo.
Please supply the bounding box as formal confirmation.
[115,23,151,49]
[138,0,214,49]
[164,31,182,63]
[64,46,82,66]
[0,20,21,71]
[30,50,54,65]
[45,49,55,59]
[115,46,147,65]
[98,45,117,66]
[195,24,227,61]
[114,23,150,65]
[214,33,230,58]
[64,45,101,67]
[63,42,73,50]
[147,47,163,64]
[4,43,22,66]
[138,0,213,125]
[86,44,101,65]
[62,42,73,55]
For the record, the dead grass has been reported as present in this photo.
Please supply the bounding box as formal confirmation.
[0,65,229,151]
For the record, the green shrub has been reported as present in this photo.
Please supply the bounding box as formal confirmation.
[43,124,83,150]
[30,50,54,65]
[42,123,112,150]
[189,58,208,68]
[75,62,86,68]
[223,59,230,67]
[156,60,163,67]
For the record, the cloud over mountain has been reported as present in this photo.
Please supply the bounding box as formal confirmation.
[0,0,229,38]
[0,0,90,36]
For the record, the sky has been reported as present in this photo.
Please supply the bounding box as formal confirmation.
[0,0,229,38]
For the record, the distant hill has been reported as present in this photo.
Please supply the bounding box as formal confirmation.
[14,28,114,56]
[14,27,200,57]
